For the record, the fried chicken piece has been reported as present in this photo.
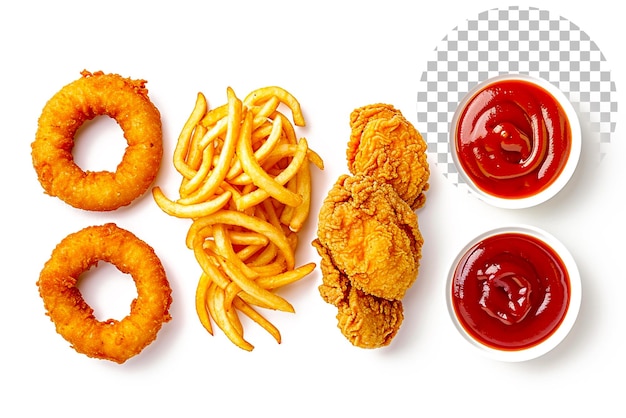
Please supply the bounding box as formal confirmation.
[313,239,403,348]
[347,103,429,210]
[315,174,422,301]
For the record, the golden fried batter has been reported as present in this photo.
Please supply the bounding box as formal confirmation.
[315,102,428,348]
[347,103,429,210]
[314,240,404,348]
[37,223,172,363]
[315,174,422,301]
[31,70,163,211]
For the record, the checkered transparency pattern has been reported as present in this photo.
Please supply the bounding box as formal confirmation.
[417,6,618,191]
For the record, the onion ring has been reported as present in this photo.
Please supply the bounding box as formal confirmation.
[31,70,163,211]
[37,223,172,364]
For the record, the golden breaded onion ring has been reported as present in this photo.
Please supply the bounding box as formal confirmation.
[37,223,172,364]
[31,70,163,211]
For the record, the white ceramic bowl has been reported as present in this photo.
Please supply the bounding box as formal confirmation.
[450,74,582,209]
[446,225,582,362]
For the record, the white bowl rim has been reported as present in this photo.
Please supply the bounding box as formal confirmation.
[450,73,582,209]
[445,224,582,362]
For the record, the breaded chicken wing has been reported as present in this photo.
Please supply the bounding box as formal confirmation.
[313,239,404,348]
[347,104,429,210]
[314,103,428,349]
[315,174,422,301]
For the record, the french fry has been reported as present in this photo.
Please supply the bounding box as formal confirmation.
[256,262,316,290]
[233,297,282,344]
[215,254,294,313]
[179,118,226,196]
[235,139,310,212]
[285,161,312,232]
[237,112,303,208]
[188,210,296,269]
[212,223,259,279]
[174,92,207,178]
[250,95,280,128]
[226,115,283,181]
[243,86,306,127]
[152,85,323,350]
[200,103,229,128]
[179,123,207,191]
[227,230,269,246]
[152,187,231,218]
[206,281,254,351]
[178,87,242,205]
[195,272,214,335]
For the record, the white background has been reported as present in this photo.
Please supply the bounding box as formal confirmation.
[1,1,623,416]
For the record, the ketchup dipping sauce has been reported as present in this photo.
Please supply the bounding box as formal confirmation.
[451,74,581,209]
[446,226,581,361]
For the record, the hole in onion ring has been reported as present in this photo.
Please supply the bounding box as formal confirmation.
[77,261,138,321]
[73,115,128,172]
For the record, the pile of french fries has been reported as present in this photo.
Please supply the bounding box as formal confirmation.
[153,86,323,350]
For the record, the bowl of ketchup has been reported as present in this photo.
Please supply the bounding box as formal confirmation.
[446,225,581,361]
[450,74,581,209]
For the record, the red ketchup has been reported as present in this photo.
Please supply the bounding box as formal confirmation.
[451,232,570,350]
[455,78,572,199]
